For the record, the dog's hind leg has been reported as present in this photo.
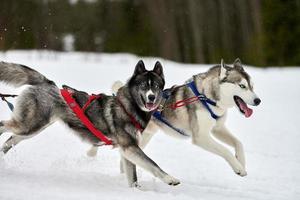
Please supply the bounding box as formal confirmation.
[119,144,180,186]
[121,156,138,187]
[0,116,52,154]
[0,121,6,136]
[212,125,245,168]
[1,135,30,154]
[0,119,33,154]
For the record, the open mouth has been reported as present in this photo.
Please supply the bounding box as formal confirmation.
[141,95,157,111]
[234,96,253,118]
[145,102,156,110]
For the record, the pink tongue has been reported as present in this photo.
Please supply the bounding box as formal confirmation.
[239,100,253,118]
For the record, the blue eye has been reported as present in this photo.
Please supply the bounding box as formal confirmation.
[239,84,246,89]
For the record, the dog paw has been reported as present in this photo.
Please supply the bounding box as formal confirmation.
[234,167,247,177]
[130,182,141,188]
[86,147,98,157]
[232,161,247,177]
[236,170,247,177]
[163,175,181,186]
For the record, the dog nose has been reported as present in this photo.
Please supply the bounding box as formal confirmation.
[254,98,261,106]
[148,95,155,102]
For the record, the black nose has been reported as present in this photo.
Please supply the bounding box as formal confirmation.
[148,95,155,102]
[254,98,261,106]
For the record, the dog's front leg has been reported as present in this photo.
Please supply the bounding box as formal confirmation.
[193,132,247,176]
[138,119,159,149]
[119,143,180,186]
[212,125,245,168]
[191,113,246,176]
[121,155,138,187]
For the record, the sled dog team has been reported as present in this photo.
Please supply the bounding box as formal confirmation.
[0,58,260,187]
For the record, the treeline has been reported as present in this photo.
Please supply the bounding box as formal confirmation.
[0,0,299,66]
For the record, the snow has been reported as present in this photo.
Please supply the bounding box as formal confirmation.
[0,50,299,200]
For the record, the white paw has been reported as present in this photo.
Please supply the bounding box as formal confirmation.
[162,175,181,186]
[86,147,98,157]
[233,162,247,177]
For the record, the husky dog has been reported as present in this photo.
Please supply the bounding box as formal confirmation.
[93,58,261,177]
[0,60,181,187]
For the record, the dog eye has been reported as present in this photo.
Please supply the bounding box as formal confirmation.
[153,83,159,89]
[239,84,246,89]
[140,82,147,89]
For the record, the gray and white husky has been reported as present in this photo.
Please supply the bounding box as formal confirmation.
[91,58,261,177]
[0,60,181,187]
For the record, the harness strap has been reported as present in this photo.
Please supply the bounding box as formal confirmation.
[116,97,144,132]
[186,81,219,119]
[153,88,189,137]
[0,93,18,111]
[82,94,102,111]
[60,89,112,145]
[153,111,189,136]
[153,80,219,137]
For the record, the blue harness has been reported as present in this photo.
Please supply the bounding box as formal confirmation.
[0,93,16,111]
[153,81,219,137]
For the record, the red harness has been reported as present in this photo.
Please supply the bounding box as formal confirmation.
[116,97,144,132]
[60,89,113,145]
[60,89,145,145]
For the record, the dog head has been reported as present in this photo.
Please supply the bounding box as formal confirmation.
[218,58,261,118]
[128,60,165,112]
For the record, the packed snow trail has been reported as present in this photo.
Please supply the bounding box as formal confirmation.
[0,51,299,200]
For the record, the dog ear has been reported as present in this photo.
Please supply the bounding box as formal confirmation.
[233,58,244,71]
[220,59,227,80]
[153,61,164,78]
[134,60,146,75]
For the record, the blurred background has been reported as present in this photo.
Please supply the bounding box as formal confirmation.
[0,0,299,66]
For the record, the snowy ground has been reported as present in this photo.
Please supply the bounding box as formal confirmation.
[0,51,299,200]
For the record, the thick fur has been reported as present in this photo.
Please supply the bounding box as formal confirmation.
[100,59,261,177]
[0,60,180,187]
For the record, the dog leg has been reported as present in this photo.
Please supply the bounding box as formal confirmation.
[119,144,180,186]
[193,133,247,176]
[122,156,138,187]
[118,120,158,175]
[86,145,98,157]
[191,111,246,176]
[0,121,6,136]
[138,120,158,149]
[120,156,125,174]
[1,135,29,154]
[212,125,245,167]
[0,116,52,154]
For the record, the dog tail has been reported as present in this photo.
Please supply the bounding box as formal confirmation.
[111,80,124,94]
[0,61,53,87]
